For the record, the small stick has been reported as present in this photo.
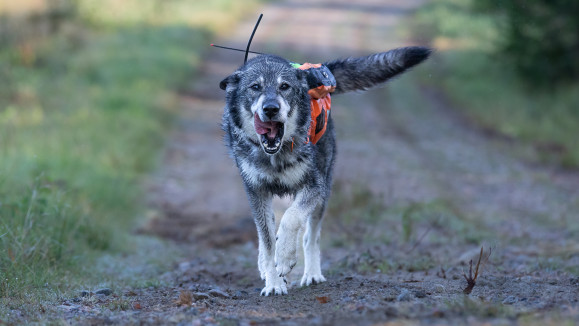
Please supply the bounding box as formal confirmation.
[462,246,492,294]
[405,225,433,254]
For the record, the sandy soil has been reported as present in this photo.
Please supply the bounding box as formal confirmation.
[52,0,579,325]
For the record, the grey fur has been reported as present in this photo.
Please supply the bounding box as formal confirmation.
[326,47,432,94]
[220,47,430,296]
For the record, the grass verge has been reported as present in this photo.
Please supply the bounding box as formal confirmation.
[0,0,264,321]
[404,0,579,168]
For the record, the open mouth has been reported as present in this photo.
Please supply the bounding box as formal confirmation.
[254,113,285,154]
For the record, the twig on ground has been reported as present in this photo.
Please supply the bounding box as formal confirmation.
[437,266,446,279]
[405,224,434,254]
[175,290,193,306]
[462,246,492,294]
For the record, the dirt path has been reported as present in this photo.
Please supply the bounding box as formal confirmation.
[63,0,579,324]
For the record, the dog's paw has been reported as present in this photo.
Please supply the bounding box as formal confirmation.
[260,278,288,296]
[300,273,326,287]
[275,259,297,277]
[275,236,297,277]
[275,252,297,277]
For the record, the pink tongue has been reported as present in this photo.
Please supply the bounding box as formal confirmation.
[254,114,278,138]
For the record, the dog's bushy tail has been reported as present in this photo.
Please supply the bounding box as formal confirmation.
[324,47,432,94]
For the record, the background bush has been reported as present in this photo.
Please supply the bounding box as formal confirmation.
[408,0,579,168]
[475,0,579,89]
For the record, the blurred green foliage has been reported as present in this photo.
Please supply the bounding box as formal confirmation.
[0,0,262,304]
[1,24,197,296]
[474,0,579,89]
[408,0,579,168]
[327,182,491,248]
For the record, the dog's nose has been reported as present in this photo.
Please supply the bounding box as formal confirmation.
[263,100,280,119]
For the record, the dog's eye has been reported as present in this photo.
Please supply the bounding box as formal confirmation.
[250,84,261,91]
[279,83,290,91]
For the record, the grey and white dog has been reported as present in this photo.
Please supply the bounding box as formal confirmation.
[220,47,430,296]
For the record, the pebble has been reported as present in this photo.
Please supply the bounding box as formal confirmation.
[188,284,200,292]
[384,306,398,317]
[95,288,112,296]
[208,289,230,298]
[434,284,445,293]
[233,290,249,299]
[179,261,192,271]
[431,309,445,318]
[192,292,210,300]
[57,304,80,312]
[188,307,199,316]
[9,309,23,318]
[489,295,501,303]
[384,295,396,302]
[502,296,517,305]
[414,290,427,298]
[397,289,413,302]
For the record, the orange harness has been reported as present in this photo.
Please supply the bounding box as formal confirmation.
[297,63,336,144]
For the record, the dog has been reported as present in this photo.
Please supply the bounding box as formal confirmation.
[220,47,431,296]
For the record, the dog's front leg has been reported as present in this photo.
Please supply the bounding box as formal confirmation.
[247,188,287,296]
[301,202,327,286]
[276,189,320,277]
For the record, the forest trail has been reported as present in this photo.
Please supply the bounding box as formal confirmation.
[69,0,579,324]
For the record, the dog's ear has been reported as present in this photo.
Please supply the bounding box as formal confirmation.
[295,68,309,88]
[324,46,432,94]
[219,72,241,91]
[295,68,305,81]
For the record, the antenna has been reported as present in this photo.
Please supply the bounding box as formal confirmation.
[210,44,265,55]
[244,14,263,64]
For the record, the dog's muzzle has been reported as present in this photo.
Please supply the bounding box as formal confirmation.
[254,112,284,154]
[262,99,280,120]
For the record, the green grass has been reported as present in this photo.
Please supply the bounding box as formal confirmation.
[327,182,493,248]
[0,0,264,320]
[326,183,494,275]
[0,23,198,297]
[405,0,579,168]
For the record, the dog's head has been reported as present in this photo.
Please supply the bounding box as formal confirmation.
[220,47,431,155]
[220,55,310,155]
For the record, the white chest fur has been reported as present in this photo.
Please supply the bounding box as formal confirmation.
[239,156,309,188]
